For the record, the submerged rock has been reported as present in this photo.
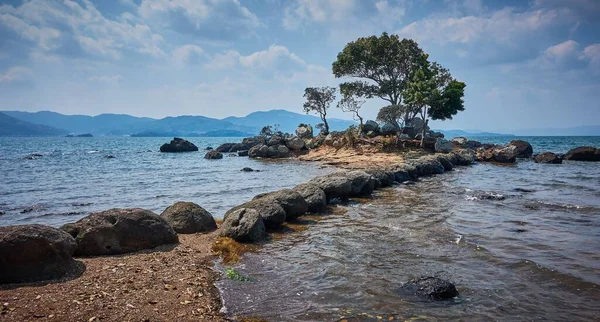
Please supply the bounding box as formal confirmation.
[402,277,459,300]
[241,167,255,172]
[61,208,178,256]
[204,151,223,159]
[220,208,266,243]
[292,183,327,213]
[160,138,198,153]
[564,146,600,162]
[24,153,43,160]
[0,224,77,284]
[534,152,562,164]
[160,202,217,234]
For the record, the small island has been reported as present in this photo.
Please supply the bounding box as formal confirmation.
[65,133,93,137]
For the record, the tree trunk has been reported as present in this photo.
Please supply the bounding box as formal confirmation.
[323,117,330,135]
[358,116,363,135]
[420,107,428,148]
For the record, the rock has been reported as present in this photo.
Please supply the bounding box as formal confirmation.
[508,140,533,158]
[229,143,250,152]
[410,156,445,176]
[402,277,459,300]
[380,123,398,136]
[436,155,454,171]
[237,150,249,157]
[242,136,267,147]
[429,131,444,139]
[434,138,453,153]
[404,117,428,138]
[451,137,482,149]
[399,133,410,139]
[24,153,43,160]
[365,169,395,188]
[226,199,286,229]
[534,152,562,164]
[160,202,217,234]
[160,138,198,153]
[104,155,115,159]
[277,145,290,157]
[366,131,378,138]
[254,189,309,221]
[492,145,518,163]
[307,173,353,199]
[324,134,335,146]
[0,211,3,216]
[249,144,289,158]
[215,143,236,153]
[286,136,305,150]
[296,124,314,139]
[241,167,255,172]
[392,164,418,182]
[292,183,327,213]
[564,146,600,161]
[61,208,178,256]
[0,224,77,284]
[268,134,285,146]
[362,120,380,133]
[332,140,342,148]
[220,208,266,243]
[228,153,237,157]
[204,151,223,159]
[205,147,213,150]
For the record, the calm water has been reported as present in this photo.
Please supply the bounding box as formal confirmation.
[0,137,333,227]
[217,136,600,321]
[1,136,600,321]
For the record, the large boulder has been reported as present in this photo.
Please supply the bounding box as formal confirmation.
[534,152,562,164]
[401,277,459,300]
[508,140,533,158]
[380,123,398,136]
[215,143,236,153]
[564,146,600,161]
[242,136,266,147]
[268,134,285,146]
[435,155,454,171]
[391,163,418,182]
[296,124,313,139]
[404,117,427,138]
[324,134,335,146]
[160,202,217,234]
[226,199,286,229]
[434,138,453,153]
[61,208,178,256]
[307,173,353,199]
[292,183,327,213]
[160,138,198,153]
[344,171,376,196]
[451,149,476,165]
[365,169,395,188]
[451,137,482,149]
[204,151,223,159]
[0,225,77,284]
[229,143,250,152]
[285,136,305,151]
[362,120,380,133]
[492,145,518,163]
[249,144,290,158]
[254,189,308,221]
[220,208,266,243]
[410,156,445,176]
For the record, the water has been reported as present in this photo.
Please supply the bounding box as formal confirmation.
[2,136,600,321]
[216,136,600,321]
[0,137,334,227]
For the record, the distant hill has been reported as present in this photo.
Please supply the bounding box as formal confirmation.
[436,129,514,138]
[0,112,68,136]
[222,109,355,133]
[131,129,254,137]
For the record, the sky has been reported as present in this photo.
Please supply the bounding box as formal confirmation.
[0,0,599,132]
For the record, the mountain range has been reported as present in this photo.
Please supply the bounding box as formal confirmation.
[0,109,355,137]
[0,112,68,136]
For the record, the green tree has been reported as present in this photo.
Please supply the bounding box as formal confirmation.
[332,32,425,124]
[303,86,336,135]
[337,92,365,133]
[376,104,404,130]
[404,59,465,147]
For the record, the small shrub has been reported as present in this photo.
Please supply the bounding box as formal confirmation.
[225,268,251,282]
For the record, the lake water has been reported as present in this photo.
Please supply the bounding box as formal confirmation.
[1,136,599,321]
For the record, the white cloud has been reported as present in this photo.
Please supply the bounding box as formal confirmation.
[87,74,122,86]
[283,0,357,30]
[172,44,205,66]
[0,0,165,59]
[205,45,308,71]
[544,40,579,60]
[581,44,600,72]
[0,66,33,83]
[138,0,261,39]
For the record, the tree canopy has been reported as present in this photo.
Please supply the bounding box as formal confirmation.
[303,86,336,135]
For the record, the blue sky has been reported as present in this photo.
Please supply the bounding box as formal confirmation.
[0,0,598,131]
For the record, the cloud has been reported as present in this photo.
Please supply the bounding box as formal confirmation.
[205,45,308,71]
[0,66,33,83]
[581,44,600,73]
[87,74,122,86]
[172,44,204,66]
[0,0,165,60]
[282,0,357,30]
[533,0,600,22]
[138,0,261,40]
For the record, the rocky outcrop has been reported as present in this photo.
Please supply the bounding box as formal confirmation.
[402,277,459,300]
[365,169,395,188]
[362,120,379,133]
[534,152,562,164]
[292,183,327,213]
[61,208,178,256]
[564,146,600,161]
[220,208,266,243]
[508,140,533,158]
[254,189,308,221]
[0,225,77,284]
[380,123,398,136]
[492,145,518,163]
[404,117,427,138]
[215,143,236,153]
[296,124,313,139]
[225,199,286,229]
[434,138,453,153]
[451,137,482,149]
[408,156,445,176]
[237,150,249,157]
[268,134,285,146]
[307,171,374,200]
[160,138,198,153]
[285,136,305,150]
[160,202,217,234]
[204,151,223,159]
[248,144,290,159]
[242,136,266,147]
